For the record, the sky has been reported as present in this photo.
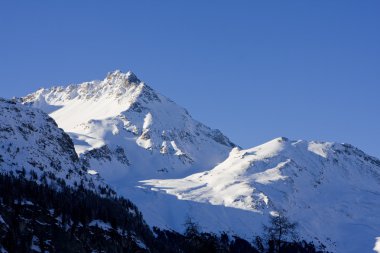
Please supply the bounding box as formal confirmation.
[0,1,379,157]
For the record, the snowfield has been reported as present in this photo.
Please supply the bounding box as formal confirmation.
[22,71,380,253]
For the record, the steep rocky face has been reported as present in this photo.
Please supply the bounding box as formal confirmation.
[0,98,111,195]
[22,70,235,183]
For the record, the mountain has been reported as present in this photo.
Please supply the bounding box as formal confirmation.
[143,137,380,252]
[21,71,380,253]
[22,70,235,185]
[0,93,324,253]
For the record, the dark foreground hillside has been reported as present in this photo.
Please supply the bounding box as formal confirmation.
[0,173,325,253]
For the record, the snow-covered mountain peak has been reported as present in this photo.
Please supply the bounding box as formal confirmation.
[22,71,235,181]
[22,70,150,107]
[105,69,141,84]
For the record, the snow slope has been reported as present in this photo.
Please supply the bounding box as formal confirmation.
[142,137,380,252]
[23,70,235,184]
[0,98,110,194]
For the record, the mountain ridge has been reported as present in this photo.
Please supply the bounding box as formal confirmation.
[142,137,380,252]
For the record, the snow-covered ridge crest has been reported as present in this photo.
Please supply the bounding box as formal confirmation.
[22,70,235,181]
[22,70,150,117]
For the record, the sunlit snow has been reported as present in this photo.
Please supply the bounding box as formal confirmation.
[21,71,380,253]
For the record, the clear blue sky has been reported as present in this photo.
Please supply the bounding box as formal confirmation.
[1,1,379,157]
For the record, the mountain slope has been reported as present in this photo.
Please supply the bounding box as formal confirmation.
[22,70,235,184]
[1,174,321,253]
[0,98,112,194]
[142,137,380,253]
[0,98,157,252]
[0,173,153,253]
